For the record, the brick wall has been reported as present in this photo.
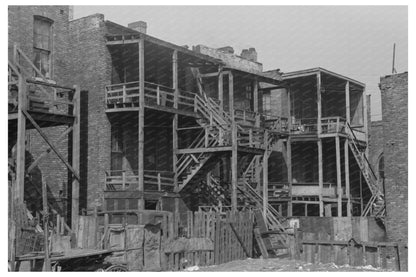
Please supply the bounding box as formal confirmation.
[68,14,112,210]
[379,72,408,243]
[368,121,384,173]
[8,6,72,215]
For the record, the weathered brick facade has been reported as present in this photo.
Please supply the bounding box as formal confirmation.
[68,14,112,210]
[379,72,408,243]
[8,6,73,215]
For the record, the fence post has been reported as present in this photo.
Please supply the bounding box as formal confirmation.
[122,171,126,190]
[158,173,162,191]
[157,86,160,105]
[122,85,126,103]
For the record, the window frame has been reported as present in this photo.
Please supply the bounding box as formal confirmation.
[33,15,53,79]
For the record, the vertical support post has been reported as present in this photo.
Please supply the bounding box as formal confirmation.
[122,171,126,190]
[317,139,324,216]
[172,49,179,193]
[287,138,293,217]
[317,72,322,134]
[71,85,80,230]
[42,180,51,271]
[345,81,350,124]
[262,130,269,221]
[231,122,238,211]
[138,38,145,210]
[253,78,258,114]
[335,136,342,217]
[344,138,351,216]
[15,77,27,206]
[157,173,162,192]
[362,87,369,157]
[229,72,234,120]
[218,71,223,112]
[287,86,292,132]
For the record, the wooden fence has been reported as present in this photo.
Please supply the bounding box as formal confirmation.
[72,209,254,271]
[290,230,408,271]
[165,210,254,270]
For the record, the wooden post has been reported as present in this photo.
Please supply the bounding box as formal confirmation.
[344,138,351,216]
[345,81,350,124]
[253,78,258,113]
[172,50,179,193]
[15,77,27,206]
[318,139,324,216]
[42,180,51,271]
[218,71,223,111]
[317,72,322,134]
[71,86,80,230]
[262,131,269,221]
[231,122,238,211]
[335,136,342,217]
[138,38,145,210]
[287,138,293,217]
[287,86,292,132]
[363,87,369,157]
[229,72,234,120]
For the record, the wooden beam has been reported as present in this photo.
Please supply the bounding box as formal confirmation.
[287,86,292,131]
[363,87,369,157]
[317,72,322,134]
[253,78,259,113]
[231,122,238,211]
[27,126,73,174]
[172,50,179,193]
[172,50,178,109]
[335,136,342,217]
[262,131,269,221]
[71,86,80,229]
[345,81,350,123]
[138,38,145,209]
[200,72,220,78]
[317,139,324,216]
[344,138,351,216]
[176,146,232,154]
[229,72,234,119]
[42,179,52,271]
[218,72,223,112]
[15,77,27,205]
[287,138,292,217]
[23,110,80,180]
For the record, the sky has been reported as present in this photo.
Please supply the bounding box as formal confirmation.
[74,5,408,121]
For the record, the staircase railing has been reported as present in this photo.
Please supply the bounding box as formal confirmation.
[238,179,288,247]
[345,122,385,217]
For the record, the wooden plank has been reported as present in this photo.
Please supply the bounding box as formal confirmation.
[317,140,324,216]
[126,225,144,271]
[254,227,268,258]
[138,38,145,209]
[42,180,52,271]
[335,136,342,216]
[344,138,351,216]
[14,78,27,207]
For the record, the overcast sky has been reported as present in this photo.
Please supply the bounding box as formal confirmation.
[74,6,408,121]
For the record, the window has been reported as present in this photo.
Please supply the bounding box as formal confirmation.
[33,16,53,78]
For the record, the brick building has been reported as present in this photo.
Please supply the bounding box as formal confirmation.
[8,6,75,218]
[378,72,408,243]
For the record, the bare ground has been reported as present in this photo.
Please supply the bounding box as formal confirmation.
[187,257,387,272]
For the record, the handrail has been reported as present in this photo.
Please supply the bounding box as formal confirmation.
[346,122,377,180]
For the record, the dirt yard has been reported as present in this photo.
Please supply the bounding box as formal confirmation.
[188,257,387,272]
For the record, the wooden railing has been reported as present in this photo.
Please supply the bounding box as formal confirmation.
[321,116,346,134]
[105,170,175,192]
[9,45,75,116]
[105,81,196,111]
[291,118,318,134]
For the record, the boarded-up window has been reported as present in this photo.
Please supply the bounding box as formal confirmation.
[33,16,52,78]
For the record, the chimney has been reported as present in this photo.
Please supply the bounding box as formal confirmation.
[240,47,257,62]
[217,46,234,54]
[128,21,147,34]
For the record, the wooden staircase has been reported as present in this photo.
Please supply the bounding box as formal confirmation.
[346,123,385,220]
